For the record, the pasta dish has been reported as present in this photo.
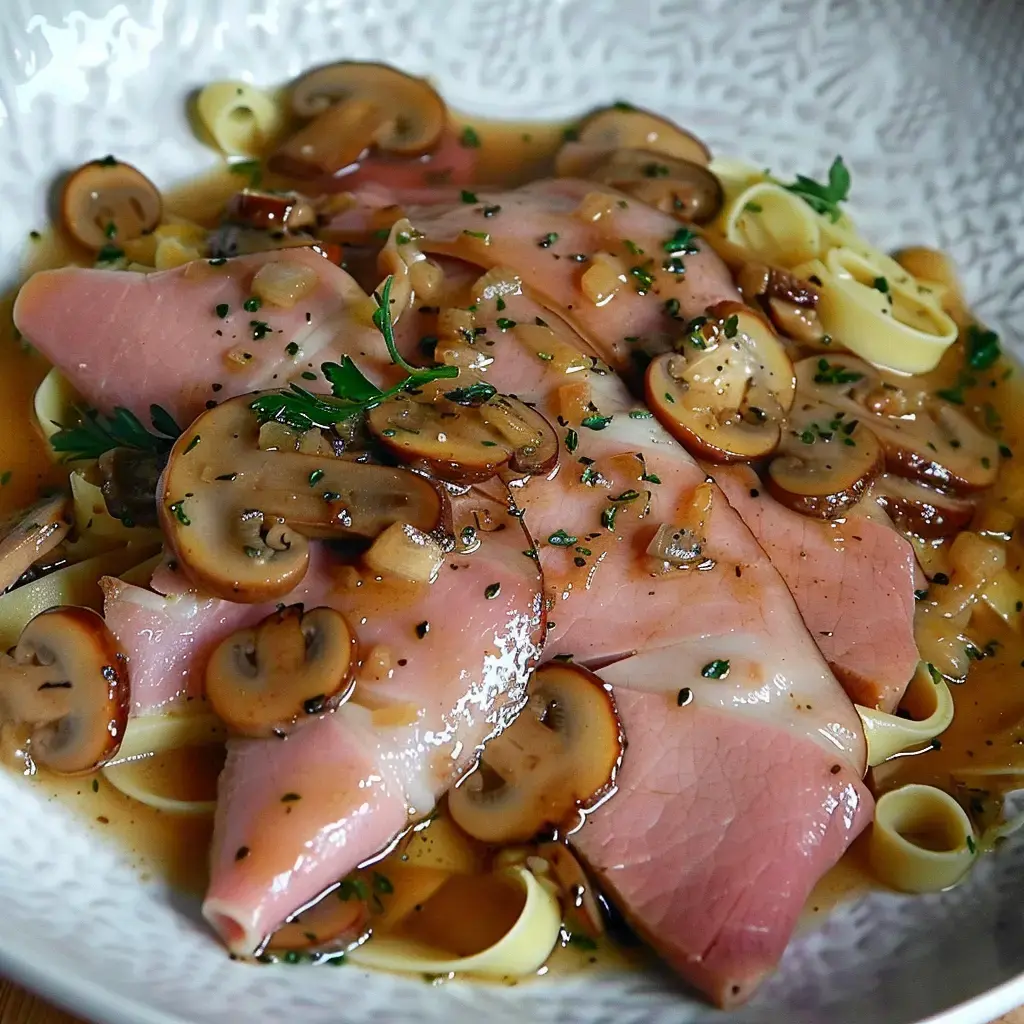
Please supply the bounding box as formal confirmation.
[0,62,1020,1008]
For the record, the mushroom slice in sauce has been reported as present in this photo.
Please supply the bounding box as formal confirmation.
[768,403,883,519]
[589,149,724,224]
[794,355,1000,494]
[159,394,449,602]
[224,189,317,233]
[447,662,623,844]
[645,302,796,462]
[366,379,559,484]
[269,62,446,179]
[555,105,711,178]
[205,605,355,737]
[0,606,129,774]
[870,474,976,540]
[0,494,72,593]
[61,158,162,251]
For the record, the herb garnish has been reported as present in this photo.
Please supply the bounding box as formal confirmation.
[701,659,730,679]
[779,156,851,222]
[966,324,1001,371]
[548,529,578,547]
[444,382,496,406]
[250,276,457,430]
[50,404,182,462]
[229,159,263,188]
[459,126,481,148]
[814,358,864,384]
[581,414,612,430]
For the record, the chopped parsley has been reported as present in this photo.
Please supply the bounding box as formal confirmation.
[243,296,262,312]
[537,232,559,248]
[548,529,578,547]
[814,358,864,384]
[444,382,496,406]
[663,227,700,255]
[581,414,612,430]
[459,126,481,148]
[723,314,739,339]
[873,277,889,294]
[168,499,190,526]
[215,302,229,318]
[460,189,479,203]
[779,156,851,222]
[966,324,1001,371]
[565,428,579,452]
[701,659,730,679]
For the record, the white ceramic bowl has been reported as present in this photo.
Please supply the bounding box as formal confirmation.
[1,2,1023,1022]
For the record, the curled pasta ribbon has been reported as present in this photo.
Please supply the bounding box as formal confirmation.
[196,81,283,157]
[102,710,226,815]
[348,866,561,978]
[857,662,954,766]
[806,247,957,373]
[719,181,822,266]
[34,368,81,448]
[869,784,975,893]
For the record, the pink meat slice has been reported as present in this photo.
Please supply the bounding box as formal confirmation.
[12,248,383,425]
[102,492,543,954]
[389,177,742,367]
[713,465,920,712]
[451,281,870,1004]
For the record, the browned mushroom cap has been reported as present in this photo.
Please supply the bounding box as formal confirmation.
[793,355,1000,494]
[270,63,446,179]
[447,662,623,844]
[159,394,449,602]
[205,605,354,737]
[555,105,711,178]
[225,189,317,232]
[870,474,976,540]
[768,404,883,518]
[0,493,72,593]
[61,158,162,251]
[588,149,724,224]
[645,301,796,462]
[0,606,128,774]
[366,378,559,485]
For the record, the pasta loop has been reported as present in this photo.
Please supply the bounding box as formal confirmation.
[869,784,975,892]
[857,662,954,766]
[196,81,284,157]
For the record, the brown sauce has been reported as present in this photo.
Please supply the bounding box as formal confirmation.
[1,110,1022,976]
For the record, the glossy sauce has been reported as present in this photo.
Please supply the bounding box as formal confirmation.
[2,113,1023,976]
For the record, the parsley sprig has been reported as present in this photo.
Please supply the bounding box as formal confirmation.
[780,156,851,223]
[50,404,182,462]
[251,276,457,431]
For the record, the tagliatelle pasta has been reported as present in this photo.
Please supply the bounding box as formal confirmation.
[195,81,284,157]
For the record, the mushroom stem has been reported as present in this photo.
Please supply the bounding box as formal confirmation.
[476,702,563,785]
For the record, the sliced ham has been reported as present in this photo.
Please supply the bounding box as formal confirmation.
[12,248,383,425]
[392,177,741,368]
[450,280,869,1004]
[103,492,543,954]
[714,465,920,712]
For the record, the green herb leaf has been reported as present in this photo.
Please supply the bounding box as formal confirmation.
[581,414,612,430]
[701,659,730,679]
[444,382,497,406]
[779,156,851,222]
[548,529,578,547]
[459,126,481,148]
[966,324,1001,371]
[50,404,182,462]
[229,159,263,188]
[814,358,864,385]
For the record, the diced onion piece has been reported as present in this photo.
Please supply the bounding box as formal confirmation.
[558,380,592,423]
[251,261,319,308]
[982,569,1023,628]
[869,784,975,893]
[154,237,202,270]
[580,252,627,306]
[646,523,703,566]
[364,522,444,583]
[347,866,560,978]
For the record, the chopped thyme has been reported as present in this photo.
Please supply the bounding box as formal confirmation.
[548,529,578,547]
[629,265,654,294]
[565,429,579,452]
[581,414,612,430]
[629,409,653,419]
[459,125,481,148]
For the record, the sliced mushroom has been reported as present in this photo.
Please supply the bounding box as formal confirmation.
[159,394,449,602]
[366,378,559,484]
[589,149,724,224]
[447,662,623,844]
[266,882,369,957]
[793,355,1000,494]
[555,105,711,178]
[646,301,795,462]
[97,448,164,528]
[0,494,72,593]
[871,474,976,540]
[225,189,317,232]
[0,606,129,774]
[61,158,162,251]
[768,404,883,518]
[205,605,354,737]
[270,63,446,179]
